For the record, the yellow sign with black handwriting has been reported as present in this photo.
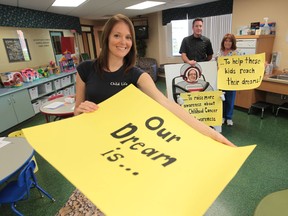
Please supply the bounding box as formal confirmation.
[23,85,255,216]
[218,53,265,90]
[180,91,223,126]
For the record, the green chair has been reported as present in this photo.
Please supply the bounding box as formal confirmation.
[254,189,288,216]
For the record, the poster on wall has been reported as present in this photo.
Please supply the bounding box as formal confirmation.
[3,38,31,62]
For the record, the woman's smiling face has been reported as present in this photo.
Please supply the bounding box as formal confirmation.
[224,39,232,50]
[108,21,132,59]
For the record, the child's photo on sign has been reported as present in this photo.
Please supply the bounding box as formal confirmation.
[172,63,214,103]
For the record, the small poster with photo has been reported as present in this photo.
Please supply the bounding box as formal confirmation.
[3,38,31,62]
[250,22,260,30]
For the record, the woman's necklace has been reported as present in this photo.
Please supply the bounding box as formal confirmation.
[224,49,231,56]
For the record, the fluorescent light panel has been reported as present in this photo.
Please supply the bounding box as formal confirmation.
[52,0,87,7]
[126,1,166,10]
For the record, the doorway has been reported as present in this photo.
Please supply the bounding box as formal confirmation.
[80,25,96,60]
[49,31,63,65]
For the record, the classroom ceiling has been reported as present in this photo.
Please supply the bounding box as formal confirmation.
[0,0,218,20]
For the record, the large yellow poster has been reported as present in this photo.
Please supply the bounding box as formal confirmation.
[23,85,255,216]
[218,53,265,90]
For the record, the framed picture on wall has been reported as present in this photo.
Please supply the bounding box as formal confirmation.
[3,38,31,62]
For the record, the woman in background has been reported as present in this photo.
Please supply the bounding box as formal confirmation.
[217,33,242,126]
[74,14,235,147]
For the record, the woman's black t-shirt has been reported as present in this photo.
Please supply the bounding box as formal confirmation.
[77,60,144,104]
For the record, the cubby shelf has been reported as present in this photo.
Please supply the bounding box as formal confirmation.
[0,70,77,133]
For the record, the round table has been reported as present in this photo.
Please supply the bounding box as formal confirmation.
[0,137,34,184]
[40,96,75,122]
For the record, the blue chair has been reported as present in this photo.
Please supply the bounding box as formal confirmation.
[8,130,39,173]
[0,160,55,216]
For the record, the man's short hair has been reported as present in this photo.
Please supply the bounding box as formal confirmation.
[193,18,203,26]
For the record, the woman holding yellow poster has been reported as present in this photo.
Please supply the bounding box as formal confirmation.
[74,14,234,147]
[217,33,242,126]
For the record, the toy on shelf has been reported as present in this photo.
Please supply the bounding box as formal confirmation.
[49,61,60,74]
[0,72,23,87]
[59,50,77,72]
[38,67,50,78]
[38,64,56,78]
[50,60,56,68]
[21,68,40,82]
[72,55,78,66]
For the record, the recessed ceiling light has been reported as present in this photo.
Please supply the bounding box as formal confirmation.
[52,0,87,7]
[126,1,166,10]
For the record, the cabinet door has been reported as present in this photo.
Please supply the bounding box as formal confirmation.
[0,94,18,133]
[11,90,35,123]
[235,90,257,109]
[235,90,266,109]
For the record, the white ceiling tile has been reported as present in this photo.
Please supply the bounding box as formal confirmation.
[0,0,219,20]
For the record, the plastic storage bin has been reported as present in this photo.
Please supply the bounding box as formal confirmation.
[28,87,39,100]
[53,79,61,90]
[63,87,70,96]
[38,82,52,95]
[32,100,41,114]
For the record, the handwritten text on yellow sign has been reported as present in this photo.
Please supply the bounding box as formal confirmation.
[180,91,222,126]
[23,85,256,216]
[218,53,265,90]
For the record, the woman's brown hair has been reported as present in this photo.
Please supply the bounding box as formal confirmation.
[95,14,137,73]
[220,33,237,51]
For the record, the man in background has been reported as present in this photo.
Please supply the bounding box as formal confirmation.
[179,18,213,65]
